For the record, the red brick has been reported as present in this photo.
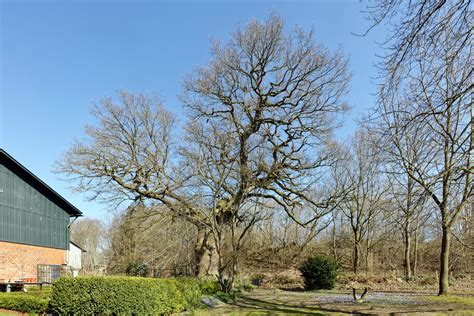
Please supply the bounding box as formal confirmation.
[0,241,66,282]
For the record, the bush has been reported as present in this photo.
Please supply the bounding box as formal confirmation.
[0,291,49,314]
[50,276,203,315]
[299,255,338,290]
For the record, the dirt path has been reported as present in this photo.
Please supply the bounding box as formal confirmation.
[188,289,474,315]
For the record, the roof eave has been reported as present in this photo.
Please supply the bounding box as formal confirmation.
[0,148,84,217]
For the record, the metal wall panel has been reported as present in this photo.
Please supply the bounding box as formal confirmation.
[0,162,69,249]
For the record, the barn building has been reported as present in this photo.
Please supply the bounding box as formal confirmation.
[0,149,83,282]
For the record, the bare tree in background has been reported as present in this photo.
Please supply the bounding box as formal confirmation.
[333,130,387,275]
[106,204,196,277]
[243,206,331,271]
[385,150,428,279]
[70,218,106,274]
[106,208,141,275]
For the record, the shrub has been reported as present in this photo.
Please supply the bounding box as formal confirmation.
[50,276,203,315]
[299,255,338,290]
[0,291,49,314]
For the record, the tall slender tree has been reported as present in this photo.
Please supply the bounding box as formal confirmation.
[365,0,473,295]
[373,43,472,294]
[333,130,387,274]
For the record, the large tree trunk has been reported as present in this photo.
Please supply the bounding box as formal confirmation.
[194,227,218,277]
[438,224,451,295]
[194,227,207,277]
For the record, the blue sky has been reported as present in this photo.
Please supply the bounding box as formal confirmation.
[1,0,386,220]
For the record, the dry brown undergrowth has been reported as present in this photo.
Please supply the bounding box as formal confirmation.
[242,269,474,294]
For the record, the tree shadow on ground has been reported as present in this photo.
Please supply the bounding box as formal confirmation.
[277,287,305,292]
[233,295,373,315]
[234,291,474,316]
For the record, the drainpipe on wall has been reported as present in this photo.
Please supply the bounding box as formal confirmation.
[68,215,80,229]
[66,216,80,266]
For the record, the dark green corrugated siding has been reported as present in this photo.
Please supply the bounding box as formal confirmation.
[0,163,69,249]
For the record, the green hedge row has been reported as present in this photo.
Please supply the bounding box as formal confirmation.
[0,277,217,315]
[50,276,204,315]
[0,291,50,314]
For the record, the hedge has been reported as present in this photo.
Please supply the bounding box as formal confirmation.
[50,276,203,315]
[0,291,50,314]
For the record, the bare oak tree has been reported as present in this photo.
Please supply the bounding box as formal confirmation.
[56,92,216,277]
[181,13,349,225]
[181,14,350,289]
[58,14,350,291]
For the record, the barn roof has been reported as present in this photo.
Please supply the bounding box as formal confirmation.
[0,148,83,217]
[70,240,87,252]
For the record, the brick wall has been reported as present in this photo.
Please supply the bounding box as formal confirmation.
[0,240,66,282]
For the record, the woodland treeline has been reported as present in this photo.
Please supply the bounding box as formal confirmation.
[61,0,472,296]
[72,199,473,278]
